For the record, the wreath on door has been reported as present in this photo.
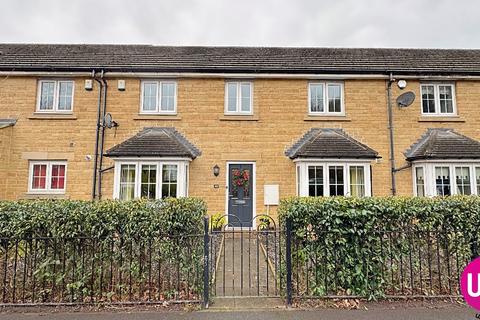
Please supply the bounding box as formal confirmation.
[232,169,250,196]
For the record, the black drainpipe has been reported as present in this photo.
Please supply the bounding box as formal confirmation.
[386,72,397,196]
[97,77,108,200]
[92,70,104,200]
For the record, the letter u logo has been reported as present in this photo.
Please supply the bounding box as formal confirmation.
[468,273,480,298]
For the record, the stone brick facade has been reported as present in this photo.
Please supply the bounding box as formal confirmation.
[1,76,479,218]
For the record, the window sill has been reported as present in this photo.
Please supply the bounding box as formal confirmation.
[418,116,465,123]
[22,193,68,199]
[29,113,77,120]
[304,115,351,122]
[134,114,182,120]
[219,115,259,121]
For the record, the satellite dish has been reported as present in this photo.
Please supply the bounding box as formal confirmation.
[103,113,117,129]
[396,91,415,108]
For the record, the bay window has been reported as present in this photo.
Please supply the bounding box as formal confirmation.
[415,167,426,197]
[435,166,451,196]
[413,162,480,196]
[140,164,157,199]
[114,160,189,200]
[119,164,136,200]
[161,164,178,198]
[455,166,471,195]
[308,166,324,196]
[297,161,371,197]
[476,168,480,195]
[328,166,345,196]
[349,166,366,197]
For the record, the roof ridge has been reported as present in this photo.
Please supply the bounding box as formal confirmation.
[165,127,202,158]
[404,129,435,159]
[2,43,480,51]
[284,128,320,158]
[1,45,480,75]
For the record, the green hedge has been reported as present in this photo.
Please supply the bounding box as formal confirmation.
[278,196,480,234]
[278,196,480,299]
[0,198,207,303]
[0,197,207,239]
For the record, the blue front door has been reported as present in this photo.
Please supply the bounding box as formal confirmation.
[228,163,253,228]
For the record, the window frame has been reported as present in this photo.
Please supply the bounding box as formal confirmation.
[414,166,426,197]
[420,83,457,116]
[412,161,480,196]
[139,163,158,200]
[113,159,189,200]
[36,80,75,113]
[295,160,371,197]
[140,80,178,115]
[224,81,253,115]
[28,161,68,194]
[308,82,345,116]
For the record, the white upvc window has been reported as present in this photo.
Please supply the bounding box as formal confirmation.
[420,83,456,116]
[37,80,74,112]
[113,159,189,200]
[412,161,480,196]
[308,82,344,115]
[140,80,177,114]
[28,161,67,194]
[225,81,253,115]
[295,160,371,197]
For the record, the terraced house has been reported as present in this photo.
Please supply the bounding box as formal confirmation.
[1,44,480,225]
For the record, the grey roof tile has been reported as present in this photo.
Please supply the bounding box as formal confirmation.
[0,118,16,129]
[405,128,480,161]
[285,128,379,159]
[104,127,201,159]
[0,44,480,75]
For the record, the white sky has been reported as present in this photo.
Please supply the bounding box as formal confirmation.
[0,0,478,48]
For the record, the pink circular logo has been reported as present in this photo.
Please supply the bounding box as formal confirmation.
[461,257,480,311]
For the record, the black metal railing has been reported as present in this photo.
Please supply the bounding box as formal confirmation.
[0,233,204,305]
[0,216,476,307]
[286,225,477,300]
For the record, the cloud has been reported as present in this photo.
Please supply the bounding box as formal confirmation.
[0,0,478,48]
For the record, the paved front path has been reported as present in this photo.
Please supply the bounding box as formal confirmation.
[0,307,475,320]
[214,232,277,297]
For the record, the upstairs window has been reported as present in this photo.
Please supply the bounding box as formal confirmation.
[28,161,67,193]
[37,80,74,112]
[225,81,253,114]
[420,83,456,115]
[308,82,344,115]
[141,81,177,114]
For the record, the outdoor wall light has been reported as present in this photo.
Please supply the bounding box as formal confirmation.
[397,79,407,89]
[213,165,220,177]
